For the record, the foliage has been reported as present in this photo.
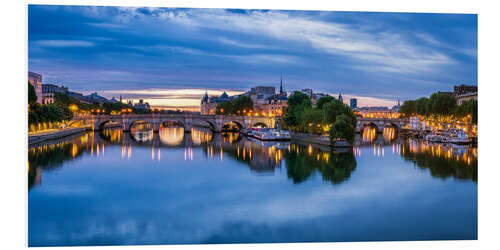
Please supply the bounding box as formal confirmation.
[322,98,356,127]
[428,92,457,116]
[216,95,254,115]
[283,91,312,129]
[400,100,416,117]
[28,81,37,106]
[28,103,65,126]
[298,108,323,134]
[455,99,478,124]
[329,114,356,144]
[282,92,357,143]
[415,97,430,116]
[102,102,130,114]
[315,96,335,109]
[401,91,476,125]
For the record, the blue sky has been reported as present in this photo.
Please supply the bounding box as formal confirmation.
[28,5,477,109]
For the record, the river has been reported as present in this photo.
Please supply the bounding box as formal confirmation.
[27,126,477,246]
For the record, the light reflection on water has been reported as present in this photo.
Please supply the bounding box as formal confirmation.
[28,127,477,246]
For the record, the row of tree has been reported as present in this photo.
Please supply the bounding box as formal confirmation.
[28,82,73,127]
[282,92,357,144]
[399,92,477,124]
[216,96,254,115]
[28,82,134,128]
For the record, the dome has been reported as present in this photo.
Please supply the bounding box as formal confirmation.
[220,91,229,99]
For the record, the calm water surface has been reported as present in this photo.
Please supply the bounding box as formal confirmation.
[28,126,477,246]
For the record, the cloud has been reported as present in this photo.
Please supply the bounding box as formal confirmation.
[86,22,126,29]
[218,37,271,49]
[32,40,95,48]
[28,6,476,107]
[133,9,456,74]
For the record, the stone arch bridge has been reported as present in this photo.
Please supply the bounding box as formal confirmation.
[72,114,277,133]
[356,117,409,133]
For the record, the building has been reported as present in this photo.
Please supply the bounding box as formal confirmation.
[410,117,421,130]
[84,92,108,104]
[28,71,43,104]
[201,76,288,117]
[252,76,288,116]
[453,84,477,96]
[41,84,68,104]
[42,84,68,94]
[200,91,232,115]
[133,99,151,110]
[452,84,477,105]
[350,98,358,109]
[255,91,288,117]
[358,106,400,119]
[108,97,121,104]
[300,88,313,98]
[456,92,478,105]
[391,100,401,112]
[249,86,276,107]
[338,92,343,104]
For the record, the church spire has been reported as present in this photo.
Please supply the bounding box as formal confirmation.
[280,73,283,94]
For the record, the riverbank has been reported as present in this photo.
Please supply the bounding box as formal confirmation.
[28,124,124,145]
[291,132,331,146]
[28,126,91,145]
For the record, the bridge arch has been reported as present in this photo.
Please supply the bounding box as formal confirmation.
[97,119,121,131]
[384,122,400,130]
[251,122,268,128]
[194,119,216,132]
[222,121,244,131]
[361,121,379,132]
[159,119,185,128]
[127,119,154,132]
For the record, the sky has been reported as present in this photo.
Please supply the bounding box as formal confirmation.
[28,5,477,110]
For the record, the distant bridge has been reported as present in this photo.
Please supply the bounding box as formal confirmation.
[72,114,277,133]
[356,117,409,133]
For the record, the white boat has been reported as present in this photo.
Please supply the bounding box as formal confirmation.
[253,129,291,141]
[425,134,444,143]
[447,129,470,144]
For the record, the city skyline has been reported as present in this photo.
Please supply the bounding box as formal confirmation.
[28,5,477,110]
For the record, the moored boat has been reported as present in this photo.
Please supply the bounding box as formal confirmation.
[447,129,470,145]
[252,128,291,141]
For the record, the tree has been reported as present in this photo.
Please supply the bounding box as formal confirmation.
[329,114,356,144]
[316,96,335,109]
[455,99,478,124]
[216,96,253,115]
[322,98,356,128]
[400,100,416,117]
[283,91,312,129]
[299,108,323,134]
[28,81,37,106]
[415,97,429,116]
[428,92,457,116]
[287,91,312,108]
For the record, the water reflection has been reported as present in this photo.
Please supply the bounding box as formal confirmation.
[191,127,213,145]
[159,127,185,145]
[399,139,477,182]
[362,126,376,142]
[130,122,154,142]
[28,127,477,246]
[28,127,478,193]
[383,126,397,142]
[284,144,357,185]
